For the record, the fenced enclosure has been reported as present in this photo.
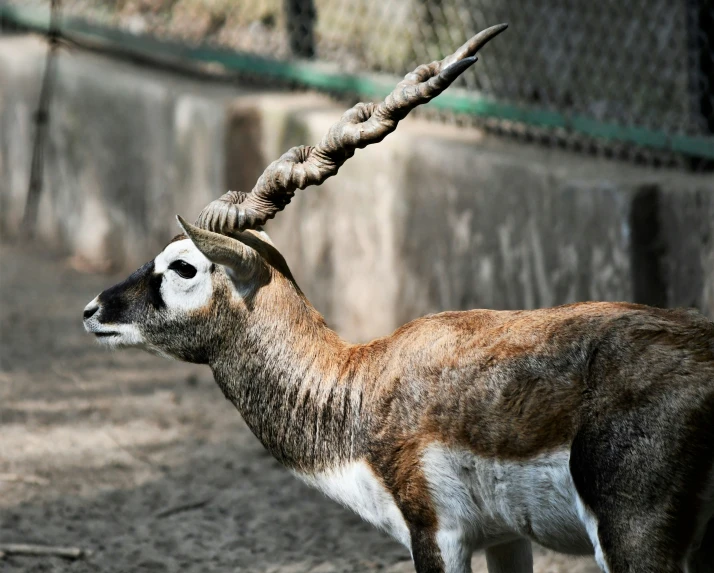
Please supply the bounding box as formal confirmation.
[2,0,713,168]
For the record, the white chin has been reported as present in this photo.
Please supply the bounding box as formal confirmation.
[94,333,126,348]
[91,324,144,348]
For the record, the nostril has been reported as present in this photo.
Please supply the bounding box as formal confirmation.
[83,305,99,320]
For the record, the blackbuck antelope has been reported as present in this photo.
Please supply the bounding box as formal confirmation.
[83,24,714,573]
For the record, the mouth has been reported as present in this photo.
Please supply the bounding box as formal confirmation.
[94,331,119,338]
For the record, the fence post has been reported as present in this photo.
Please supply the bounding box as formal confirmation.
[284,0,316,59]
[22,0,61,237]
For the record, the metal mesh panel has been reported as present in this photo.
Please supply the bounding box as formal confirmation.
[6,0,714,168]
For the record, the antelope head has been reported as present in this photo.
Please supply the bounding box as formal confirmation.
[82,24,508,363]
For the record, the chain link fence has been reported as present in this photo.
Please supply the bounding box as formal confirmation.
[4,0,714,169]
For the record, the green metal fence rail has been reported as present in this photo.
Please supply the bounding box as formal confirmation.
[2,4,713,161]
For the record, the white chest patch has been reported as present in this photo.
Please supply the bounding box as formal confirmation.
[421,445,593,555]
[295,461,411,548]
[154,239,214,312]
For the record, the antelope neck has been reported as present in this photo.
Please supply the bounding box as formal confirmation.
[210,293,369,474]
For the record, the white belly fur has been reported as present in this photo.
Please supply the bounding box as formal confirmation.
[421,445,593,555]
[295,461,412,548]
[295,446,594,557]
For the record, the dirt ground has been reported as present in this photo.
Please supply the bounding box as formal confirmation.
[0,242,600,572]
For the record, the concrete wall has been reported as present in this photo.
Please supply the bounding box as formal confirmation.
[1,33,712,341]
[0,34,235,270]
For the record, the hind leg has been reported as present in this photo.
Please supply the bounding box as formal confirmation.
[580,508,687,572]
[577,494,689,572]
[570,399,714,573]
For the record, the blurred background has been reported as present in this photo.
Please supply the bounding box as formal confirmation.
[0,1,712,572]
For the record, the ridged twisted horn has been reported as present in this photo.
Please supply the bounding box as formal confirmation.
[196,23,508,234]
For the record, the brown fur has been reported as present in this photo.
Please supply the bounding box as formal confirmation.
[208,252,714,539]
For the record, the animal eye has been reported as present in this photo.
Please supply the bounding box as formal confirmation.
[168,260,197,279]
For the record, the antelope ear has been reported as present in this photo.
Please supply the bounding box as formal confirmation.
[176,215,261,283]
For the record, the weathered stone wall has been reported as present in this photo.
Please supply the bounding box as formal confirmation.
[0,34,233,270]
[1,33,712,342]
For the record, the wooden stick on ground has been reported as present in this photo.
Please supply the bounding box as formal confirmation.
[154,496,214,519]
[0,543,90,559]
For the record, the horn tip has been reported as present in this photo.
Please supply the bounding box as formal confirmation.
[487,23,509,36]
[176,214,193,234]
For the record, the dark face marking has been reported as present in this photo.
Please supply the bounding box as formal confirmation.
[97,260,164,325]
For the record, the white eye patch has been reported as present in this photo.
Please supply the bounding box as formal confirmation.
[154,239,214,312]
